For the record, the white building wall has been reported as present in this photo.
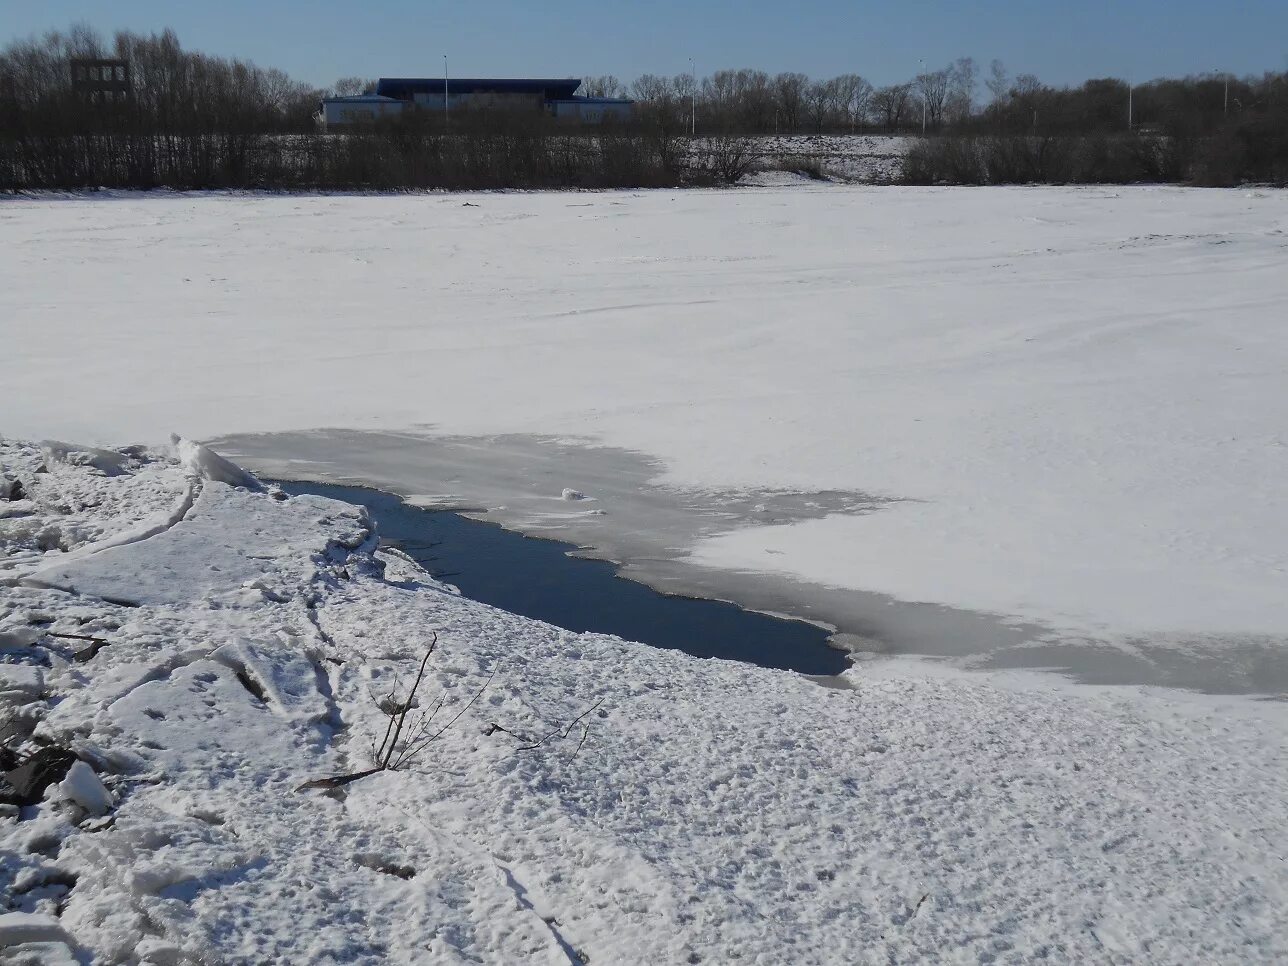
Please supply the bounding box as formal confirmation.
[321,99,404,128]
[551,100,634,123]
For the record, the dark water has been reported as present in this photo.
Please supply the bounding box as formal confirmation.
[276,481,849,676]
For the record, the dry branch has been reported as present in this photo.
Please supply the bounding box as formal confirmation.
[514,698,606,754]
[376,634,437,768]
[298,638,503,791]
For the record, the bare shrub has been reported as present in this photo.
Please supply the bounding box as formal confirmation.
[903,137,985,184]
[690,134,755,184]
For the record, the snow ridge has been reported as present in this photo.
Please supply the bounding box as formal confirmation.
[2,440,1286,964]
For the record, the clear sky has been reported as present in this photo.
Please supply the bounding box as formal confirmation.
[2,0,1285,89]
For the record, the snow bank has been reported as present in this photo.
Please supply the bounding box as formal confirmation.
[2,439,1285,963]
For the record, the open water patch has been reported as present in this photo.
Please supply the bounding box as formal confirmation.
[276,480,850,676]
[222,431,1285,695]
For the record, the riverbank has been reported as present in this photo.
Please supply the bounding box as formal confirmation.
[3,438,1286,963]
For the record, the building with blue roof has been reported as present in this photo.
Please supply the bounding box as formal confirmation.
[373,77,633,123]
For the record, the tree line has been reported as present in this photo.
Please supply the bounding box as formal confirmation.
[604,59,1286,184]
[2,24,1285,189]
[587,59,1284,137]
[0,26,706,190]
[903,61,1287,185]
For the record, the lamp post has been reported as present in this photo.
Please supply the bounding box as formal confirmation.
[443,54,449,129]
[1127,76,1133,130]
[1215,68,1228,116]
[919,58,927,135]
[689,57,696,137]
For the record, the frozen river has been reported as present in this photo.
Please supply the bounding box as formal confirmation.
[3,184,1286,693]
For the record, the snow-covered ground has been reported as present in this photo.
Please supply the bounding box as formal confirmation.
[3,440,1286,963]
[748,133,912,181]
[2,186,1286,689]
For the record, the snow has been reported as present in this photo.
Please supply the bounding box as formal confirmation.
[0,912,74,946]
[1,187,1285,678]
[173,434,263,490]
[748,133,913,181]
[57,761,113,818]
[2,441,1286,963]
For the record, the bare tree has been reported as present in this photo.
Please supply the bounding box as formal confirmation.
[631,73,671,103]
[333,76,374,97]
[702,68,773,132]
[671,71,697,105]
[833,74,873,131]
[871,83,914,131]
[774,71,809,133]
[737,69,774,131]
[671,72,697,132]
[1010,74,1046,132]
[915,67,951,128]
[803,79,835,133]
[986,59,1010,106]
[947,57,977,123]
[581,75,625,99]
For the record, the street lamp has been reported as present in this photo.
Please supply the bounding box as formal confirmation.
[919,58,927,134]
[689,57,696,137]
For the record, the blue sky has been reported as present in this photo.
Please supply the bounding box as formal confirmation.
[3,0,1285,89]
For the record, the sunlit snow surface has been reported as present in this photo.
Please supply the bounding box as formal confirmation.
[2,441,1286,963]
[3,185,1283,687]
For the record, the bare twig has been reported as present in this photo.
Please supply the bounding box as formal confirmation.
[300,636,440,793]
[391,666,497,770]
[45,631,108,644]
[296,767,383,792]
[407,691,448,738]
[299,639,505,790]
[516,698,605,753]
[373,709,398,767]
[569,722,593,759]
[483,722,532,742]
[379,634,437,769]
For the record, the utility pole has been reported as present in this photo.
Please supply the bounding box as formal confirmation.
[919,58,927,135]
[689,57,696,136]
[1127,78,1133,130]
[443,54,449,129]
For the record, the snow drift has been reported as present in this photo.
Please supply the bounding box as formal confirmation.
[1,439,1285,963]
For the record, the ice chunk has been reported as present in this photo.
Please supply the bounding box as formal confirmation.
[0,665,43,701]
[0,627,44,649]
[58,760,114,816]
[135,937,192,965]
[172,435,262,490]
[0,911,74,945]
[561,488,587,501]
[39,440,130,476]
